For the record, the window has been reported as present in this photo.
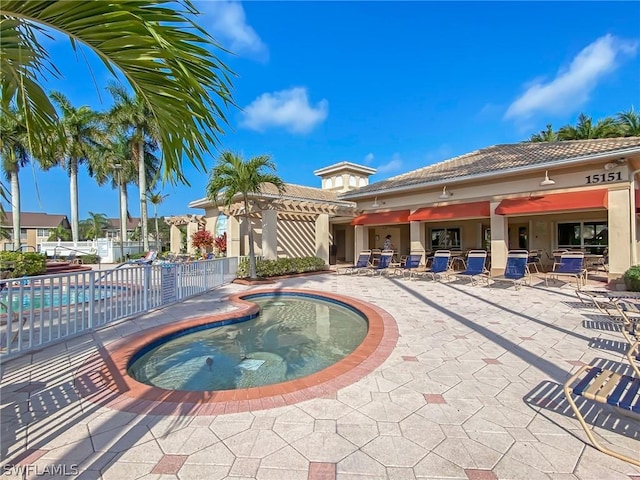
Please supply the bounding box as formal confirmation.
[430,228,461,250]
[557,221,607,254]
[36,228,50,237]
[349,175,356,186]
[334,175,343,187]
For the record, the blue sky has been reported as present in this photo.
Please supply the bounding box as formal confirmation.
[12,1,640,220]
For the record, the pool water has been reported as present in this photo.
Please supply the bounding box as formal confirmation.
[127,293,369,391]
[0,285,121,311]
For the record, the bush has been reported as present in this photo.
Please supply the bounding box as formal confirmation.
[78,254,100,264]
[623,265,640,291]
[0,252,47,278]
[236,256,327,279]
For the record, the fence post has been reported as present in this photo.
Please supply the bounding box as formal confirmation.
[143,265,150,311]
[88,271,95,329]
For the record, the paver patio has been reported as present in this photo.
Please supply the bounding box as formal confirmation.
[1,272,639,479]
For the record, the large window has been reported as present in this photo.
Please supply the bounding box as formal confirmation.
[430,228,461,250]
[557,221,607,254]
[36,228,50,237]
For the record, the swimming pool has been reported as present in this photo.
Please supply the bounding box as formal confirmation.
[0,285,123,311]
[127,292,369,391]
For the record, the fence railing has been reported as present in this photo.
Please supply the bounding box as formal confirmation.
[0,256,238,359]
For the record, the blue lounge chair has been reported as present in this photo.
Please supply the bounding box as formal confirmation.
[395,253,423,278]
[454,250,488,285]
[545,252,586,288]
[337,251,371,275]
[417,250,451,281]
[489,250,530,290]
[366,250,394,276]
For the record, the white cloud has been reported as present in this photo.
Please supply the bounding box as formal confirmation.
[376,153,403,174]
[196,0,268,61]
[363,153,374,164]
[505,34,637,120]
[240,87,328,134]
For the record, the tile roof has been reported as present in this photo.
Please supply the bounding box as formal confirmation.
[341,137,640,197]
[106,218,141,230]
[258,182,349,203]
[0,212,69,228]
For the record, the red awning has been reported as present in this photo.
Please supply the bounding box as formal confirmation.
[408,201,490,222]
[495,189,608,216]
[351,210,410,226]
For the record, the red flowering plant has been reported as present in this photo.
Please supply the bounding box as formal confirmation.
[213,232,227,255]
[190,230,214,257]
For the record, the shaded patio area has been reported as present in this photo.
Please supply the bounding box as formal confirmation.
[1,273,639,479]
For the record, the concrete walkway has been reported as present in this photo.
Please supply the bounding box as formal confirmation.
[1,272,639,479]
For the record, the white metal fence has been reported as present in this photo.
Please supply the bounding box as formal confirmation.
[0,257,238,359]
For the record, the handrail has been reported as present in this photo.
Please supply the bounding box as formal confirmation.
[52,245,97,261]
[13,245,36,253]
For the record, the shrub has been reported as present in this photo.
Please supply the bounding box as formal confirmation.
[623,265,640,291]
[236,256,327,279]
[191,230,214,256]
[0,252,47,278]
[78,254,100,264]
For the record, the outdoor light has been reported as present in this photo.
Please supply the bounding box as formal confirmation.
[372,197,379,208]
[540,171,555,186]
[439,186,452,199]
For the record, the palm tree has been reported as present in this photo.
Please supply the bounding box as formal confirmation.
[557,113,623,140]
[529,124,558,142]
[206,152,286,279]
[0,107,31,249]
[147,191,168,251]
[107,83,159,252]
[616,107,640,136]
[48,92,102,243]
[1,1,234,183]
[47,225,71,242]
[80,212,110,241]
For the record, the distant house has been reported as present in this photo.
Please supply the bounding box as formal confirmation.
[0,212,70,251]
[104,217,141,241]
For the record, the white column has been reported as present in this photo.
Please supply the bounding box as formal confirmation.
[410,221,425,263]
[227,215,241,257]
[608,188,632,279]
[315,213,330,263]
[354,225,367,254]
[489,201,509,274]
[262,209,278,260]
[186,221,199,255]
[169,225,181,253]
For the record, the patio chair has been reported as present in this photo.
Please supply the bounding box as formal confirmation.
[489,250,530,290]
[545,252,587,288]
[416,250,451,281]
[129,250,158,265]
[394,253,423,279]
[366,250,394,276]
[454,250,489,286]
[337,250,371,275]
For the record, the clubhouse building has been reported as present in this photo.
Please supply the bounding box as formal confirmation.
[188,137,640,283]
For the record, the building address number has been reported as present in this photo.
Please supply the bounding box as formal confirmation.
[585,172,622,184]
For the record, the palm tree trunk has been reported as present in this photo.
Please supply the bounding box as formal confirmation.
[138,137,149,251]
[69,158,79,244]
[119,182,128,261]
[154,206,160,252]
[244,198,257,279]
[10,170,21,250]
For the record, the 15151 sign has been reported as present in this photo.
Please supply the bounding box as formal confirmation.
[585,172,622,184]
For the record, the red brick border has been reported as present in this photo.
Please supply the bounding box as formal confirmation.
[75,288,398,415]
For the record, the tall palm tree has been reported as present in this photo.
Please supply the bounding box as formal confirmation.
[1,1,234,182]
[616,107,640,136]
[147,191,168,251]
[107,83,159,251]
[80,212,110,241]
[557,113,622,140]
[0,107,31,249]
[529,124,558,142]
[206,152,286,279]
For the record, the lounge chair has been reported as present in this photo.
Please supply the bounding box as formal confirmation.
[366,250,394,276]
[454,250,489,285]
[337,251,371,275]
[394,253,423,278]
[489,250,530,290]
[129,251,158,265]
[545,252,587,288]
[416,250,451,281]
